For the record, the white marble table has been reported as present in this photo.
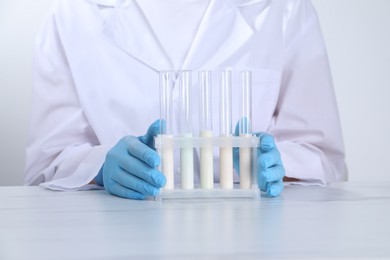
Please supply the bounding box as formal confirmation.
[1,182,390,259]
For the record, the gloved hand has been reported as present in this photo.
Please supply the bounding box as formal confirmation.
[95,120,166,199]
[233,123,285,197]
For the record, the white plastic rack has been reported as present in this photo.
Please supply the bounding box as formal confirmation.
[154,135,260,201]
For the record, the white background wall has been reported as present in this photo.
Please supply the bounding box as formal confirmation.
[312,0,390,182]
[0,0,55,185]
[0,0,389,185]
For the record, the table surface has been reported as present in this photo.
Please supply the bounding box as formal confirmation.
[1,182,390,260]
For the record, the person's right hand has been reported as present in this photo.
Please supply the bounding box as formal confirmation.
[95,120,166,199]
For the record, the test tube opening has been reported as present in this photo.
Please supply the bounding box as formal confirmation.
[239,71,252,135]
[219,70,232,136]
[159,71,173,135]
[199,70,213,133]
[179,70,193,136]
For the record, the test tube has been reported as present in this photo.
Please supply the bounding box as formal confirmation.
[159,71,174,190]
[179,70,194,190]
[219,70,233,189]
[199,71,214,189]
[239,71,252,189]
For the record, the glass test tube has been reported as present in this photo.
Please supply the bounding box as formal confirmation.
[239,71,253,189]
[199,71,214,189]
[159,71,174,190]
[179,70,194,190]
[219,70,233,189]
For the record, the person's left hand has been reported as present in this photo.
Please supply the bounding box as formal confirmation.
[233,124,285,197]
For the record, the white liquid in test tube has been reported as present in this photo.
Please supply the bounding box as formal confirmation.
[239,71,253,189]
[159,71,174,190]
[219,70,233,189]
[199,71,214,189]
[179,71,194,190]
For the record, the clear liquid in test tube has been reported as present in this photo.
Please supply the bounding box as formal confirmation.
[219,70,233,189]
[239,71,253,189]
[159,71,174,190]
[179,70,194,190]
[199,71,214,189]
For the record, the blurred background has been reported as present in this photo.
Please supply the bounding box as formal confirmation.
[0,0,389,185]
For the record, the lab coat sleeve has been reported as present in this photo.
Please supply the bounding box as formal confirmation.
[269,1,346,185]
[24,12,111,190]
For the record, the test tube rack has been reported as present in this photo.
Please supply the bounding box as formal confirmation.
[154,135,260,201]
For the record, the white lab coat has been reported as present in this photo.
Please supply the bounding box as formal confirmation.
[25,0,346,190]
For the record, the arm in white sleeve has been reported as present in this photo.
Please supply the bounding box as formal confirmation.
[24,13,110,190]
[270,1,346,185]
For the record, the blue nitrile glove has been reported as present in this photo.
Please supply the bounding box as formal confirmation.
[233,122,285,197]
[95,120,166,199]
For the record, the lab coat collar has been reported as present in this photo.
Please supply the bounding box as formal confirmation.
[86,0,126,7]
[234,0,269,7]
[87,0,269,9]
[181,0,254,71]
[102,0,254,71]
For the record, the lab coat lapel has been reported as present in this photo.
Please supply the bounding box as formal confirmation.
[181,0,254,71]
[86,0,117,6]
[102,0,254,71]
[102,0,173,71]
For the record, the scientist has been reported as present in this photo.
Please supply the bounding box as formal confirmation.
[24,0,346,199]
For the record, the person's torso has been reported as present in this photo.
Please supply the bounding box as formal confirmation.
[43,0,312,181]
